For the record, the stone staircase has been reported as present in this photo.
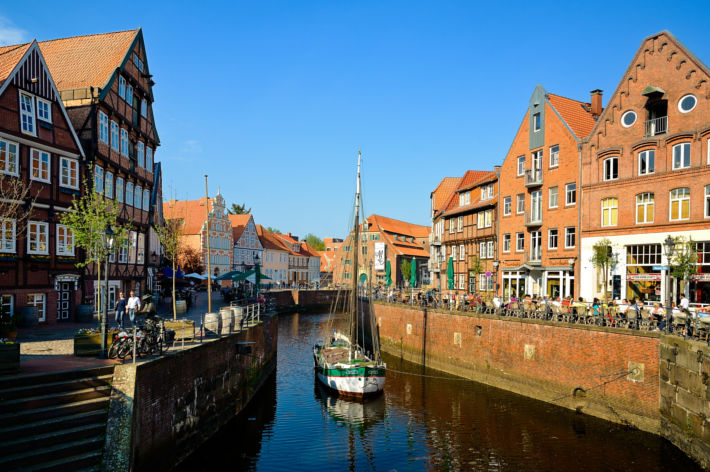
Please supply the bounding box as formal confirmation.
[0,365,115,471]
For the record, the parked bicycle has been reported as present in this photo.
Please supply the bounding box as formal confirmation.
[108,315,175,360]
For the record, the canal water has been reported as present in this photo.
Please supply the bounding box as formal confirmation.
[178,311,701,471]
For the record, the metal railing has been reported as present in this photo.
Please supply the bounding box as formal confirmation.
[644,116,667,137]
[524,169,543,187]
[525,247,542,264]
[524,211,542,226]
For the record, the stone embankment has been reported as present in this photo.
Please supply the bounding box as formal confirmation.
[266,289,346,313]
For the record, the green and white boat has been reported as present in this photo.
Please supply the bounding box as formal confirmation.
[313,151,386,398]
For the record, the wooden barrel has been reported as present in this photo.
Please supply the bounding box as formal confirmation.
[219,307,234,335]
[75,304,95,323]
[231,306,244,330]
[20,306,38,328]
[175,300,187,314]
[204,312,221,336]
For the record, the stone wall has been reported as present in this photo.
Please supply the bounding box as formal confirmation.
[373,302,661,433]
[267,289,346,313]
[103,315,278,472]
[660,336,710,469]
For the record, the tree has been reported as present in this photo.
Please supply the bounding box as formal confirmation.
[0,173,37,237]
[400,259,411,286]
[469,255,483,293]
[227,203,251,215]
[304,233,325,251]
[590,238,617,302]
[60,174,129,329]
[178,245,203,274]
[266,227,282,234]
[671,236,698,298]
[154,217,184,320]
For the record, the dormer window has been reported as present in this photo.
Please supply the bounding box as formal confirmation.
[36,98,51,123]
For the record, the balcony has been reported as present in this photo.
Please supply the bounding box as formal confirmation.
[644,116,667,137]
[524,169,543,187]
[524,247,542,265]
[524,211,542,227]
[428,234,441,246]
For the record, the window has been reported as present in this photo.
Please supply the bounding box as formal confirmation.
[517,156,525,176]
[36,98,51,123]
[451,245,457,260]
[0,219,15,253]
[484,210,492,228]
[137,233,145,264]
[672,143,691,170]
[564,227,576,248]
[601,197,618,227]
[636,193,654,224]
[141,99,148,118]
[548,228,558,250]
[111,121,119,151]
[706,186,710,219]
[137,142,145,168]
[27,294,46,322]
[134,54,144,72]
[603,157,618,181]
[621,110,636,128]
[459,244,465,261]
[516,194,524,214]
[105,172,113,198]
[134,186,142,209]
[94,166,104,194]
[565,183,576,205]
[533,112,541,131]
[126,84,133,106]
[146,147,153,173]
[449,219,454,234]
[0,295,13,319]
[457,216,463,232]
[549,186,558,208]
[120,129,128,157]
[503,234,511,252]
[516,232,524,252]
[0,139,19,175]
[19,92,35,135]
[459,193,464,206]
[56,224,74,256]
[459,274,465,290]
[27,221,48,254]
[503,196,511,216]
[116,177,124,203]
[126,182,134,207]
[118,240,128,263]
[129,231,137,263]
[549,144,559,168]
[638,150,655,175]
[118,76,126,99]
[678,94,697,113]
[57,157,78,190]
[30,149,50,183]
[669,188,690,221]
[477,212,484,229]
[479,242,486,258]
[99,111,109,143]
[487,241,494,259]
[143,188,150,211]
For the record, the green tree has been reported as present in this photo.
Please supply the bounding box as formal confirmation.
[671,236,698,297]
[590,238,617,302]
[266,227,282,234]
[154,214,184,320]
[227,202,251,215]
[304,233,325,251]
[400,259,411,286]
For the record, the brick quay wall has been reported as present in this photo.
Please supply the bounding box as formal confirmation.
[103,315,278,472]
[266,289,348,313]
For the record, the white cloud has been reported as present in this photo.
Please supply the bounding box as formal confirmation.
[0,17,27,46]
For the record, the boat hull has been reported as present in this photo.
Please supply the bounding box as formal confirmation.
[314,364,385,398]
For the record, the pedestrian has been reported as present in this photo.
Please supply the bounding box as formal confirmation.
[680,294,690,313]
[114,291,127,328]
[126,290,141,325]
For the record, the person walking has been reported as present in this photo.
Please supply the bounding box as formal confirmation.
[114,292,127,328]
[126,290,142,325]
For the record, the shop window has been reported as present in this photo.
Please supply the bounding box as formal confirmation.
[626,244,662,303]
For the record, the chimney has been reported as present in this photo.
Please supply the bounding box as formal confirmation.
[590,89,603,117]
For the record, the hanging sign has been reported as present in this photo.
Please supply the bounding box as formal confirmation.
[692,274,710,281]
[374,243,386,271]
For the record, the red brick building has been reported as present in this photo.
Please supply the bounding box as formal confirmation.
[428,176,463,292]
[497,85,598,299]
[580,31,710,305]
[0,41,85,325]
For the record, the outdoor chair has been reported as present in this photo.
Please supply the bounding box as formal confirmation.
[697,317,710,342]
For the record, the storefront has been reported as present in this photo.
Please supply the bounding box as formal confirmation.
[502,270,526,300]
[689,241,710,304]
[625,244,662,302]
[543,270,574,298]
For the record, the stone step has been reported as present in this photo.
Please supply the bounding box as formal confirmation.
[0,422,106,457]
[0,365,114,391]
[0,409,107,442]
[0,396,109,428]
[0,374,113,402]
[0,385,111,414]
[0,436,104,469]
[13,450,102,472]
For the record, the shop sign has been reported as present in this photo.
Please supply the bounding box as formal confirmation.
[626,273,661,281]
[652,265,669,271]
[692,274,710,281]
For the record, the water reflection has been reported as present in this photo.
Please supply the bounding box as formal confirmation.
[178,312,701,472]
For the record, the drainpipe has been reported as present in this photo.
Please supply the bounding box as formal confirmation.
[577,141,583,299]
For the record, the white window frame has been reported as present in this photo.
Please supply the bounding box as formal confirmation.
[549,144,559,168]
[549,186,558,209]
[487,240,494,258]
[120,128,128,157]
[143,188,150,211]
[503,196,511,216]
[126,181,134,207]
[30,149,51,183]
[59,157,79,189]
[19,91,36,136]
[27,221,49,254]
[0,218,16,253]
[36,97,52,123]
[0,295,13,318]
[126,84,133,106]
[603,156,618,181]
[459,244,465,261]
[0,139,19,176]
[111,121,119,151]
[517,156,525,176]
[672,142,691,170]
[119,76,126,99]
[457,216,463,232]
[636,192,654,224]
[564,227,576,249]
[706,186,710,219]
[503,234,511,253]
[669,188,690,221]
[516,232,524,252]
[516,194,524,214]
[565,183,576,206]
[99,111,109,144]
[533,112,541,132]
[94,166,104,194]
[449,219,454,234]
[601,197,618,227]
[479,242,486,258]
[116,177,124,203]
[638,149,655,176]
[56,224,74,256]
[105,171,114,199]
[548,228,558,250]
[137,141,145,168]
[118,241,128,263]
[27,293,46,322]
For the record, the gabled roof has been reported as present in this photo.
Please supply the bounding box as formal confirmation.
[431,177,460,214]
[365,214,430,238]
[548,93,597,139]
[256,225,290,252]
[438,170,492,215]
[163,198,210,235]
[300,241,320,258]
[228,214,252,241]
[379,231,429,258]
[0,42,31,87]
[37,29,138,92]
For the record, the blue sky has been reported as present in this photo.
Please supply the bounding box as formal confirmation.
[2,1,710,239]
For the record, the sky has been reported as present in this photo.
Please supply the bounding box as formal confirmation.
[2,1,710,239]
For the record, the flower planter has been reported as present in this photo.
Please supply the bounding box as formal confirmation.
[0,343,20,372]
[74,333,114,357]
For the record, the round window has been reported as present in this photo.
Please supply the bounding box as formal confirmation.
[678,94,697,113]
[621,110,637,128]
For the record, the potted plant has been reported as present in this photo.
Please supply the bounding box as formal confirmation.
[0,338,20,372]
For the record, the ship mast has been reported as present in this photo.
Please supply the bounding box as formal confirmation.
[349,150,362,360]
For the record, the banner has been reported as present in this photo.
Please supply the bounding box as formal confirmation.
[374,243,386,271]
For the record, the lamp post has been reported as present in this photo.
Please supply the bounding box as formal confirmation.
[493,260,500,296]
[663,235,676,334]
[100,224,115,358]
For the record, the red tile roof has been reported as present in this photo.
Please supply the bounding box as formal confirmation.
[37,30,138,91]
[379,231,429,258]
[228,214,251,242]
[440,170,492,214]
[431,177,460,214]
[365,214,430,238]
[0,42,31,86]
[548,93,598,139]
[163,198,210,235]
[256,225,290,252]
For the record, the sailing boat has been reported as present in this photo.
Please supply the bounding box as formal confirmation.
[313,151,386,398]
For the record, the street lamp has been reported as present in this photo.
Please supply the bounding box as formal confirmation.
[664,235,676,334]
[100,224,115,358]
[493,260,500,295]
